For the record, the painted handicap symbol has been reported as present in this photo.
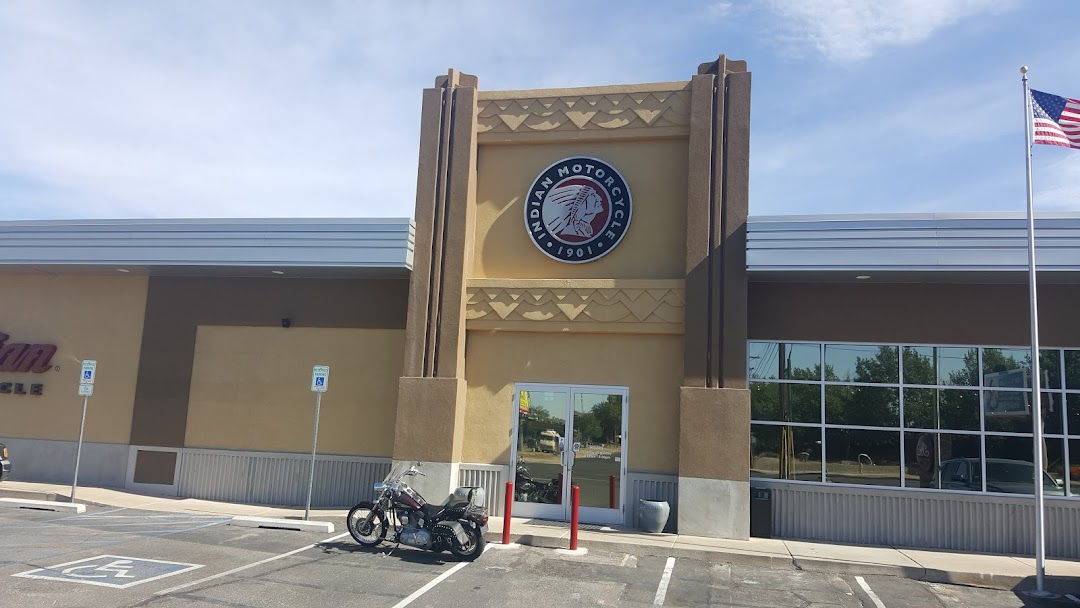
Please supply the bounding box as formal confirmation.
[14,555,203,589]
[62,560,136,579]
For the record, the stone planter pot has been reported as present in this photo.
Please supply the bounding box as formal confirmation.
[638,499,670,533]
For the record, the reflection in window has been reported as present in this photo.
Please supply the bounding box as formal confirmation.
[1067,350,1080,390]
[1071,439,1080,495]
[903,346,979,387]
[904,388,980,431]
[1068,393,1080,437]
[825,344,898,383]
[825,386,899,427]
[750,424,821,481]
[748,342,821,381]
[983,436,1066,496]
[982,348,1061,390]
[983,391,1062,434]
[904,432,981,489]
[750,383,821,423]
[824,429,901,487]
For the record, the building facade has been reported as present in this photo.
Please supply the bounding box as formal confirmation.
[3,54,1080,556]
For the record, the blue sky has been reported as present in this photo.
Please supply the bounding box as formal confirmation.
[1,1,1078,221]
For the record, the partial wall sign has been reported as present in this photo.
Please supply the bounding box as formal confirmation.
[524,157,632,264]
[0,331,55,397]
[0,331,57,373]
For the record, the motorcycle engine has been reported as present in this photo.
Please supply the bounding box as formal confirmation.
[397,526,432,549]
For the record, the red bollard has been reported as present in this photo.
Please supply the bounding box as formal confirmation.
[503,481,513,544]
[569,485,580,550]
[609,475,616,509]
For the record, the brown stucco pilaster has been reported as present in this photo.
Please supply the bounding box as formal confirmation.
[394,70,478,473]
[678,55,752,539]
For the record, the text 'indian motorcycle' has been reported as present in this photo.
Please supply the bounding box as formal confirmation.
[346,462,489,560]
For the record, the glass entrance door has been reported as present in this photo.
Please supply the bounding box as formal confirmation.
[511,383,627,525]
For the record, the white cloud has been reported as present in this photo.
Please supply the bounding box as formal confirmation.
[766,0,1017,62]
[1035,153,1080,211]
[0,1,707,220]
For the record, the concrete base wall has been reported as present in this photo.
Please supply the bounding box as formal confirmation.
[678,476,749,539]
[393,459,459,505]
[0,437,129,488]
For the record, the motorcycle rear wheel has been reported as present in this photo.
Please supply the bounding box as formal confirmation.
[449,526,486,561]
[347,502,387,547]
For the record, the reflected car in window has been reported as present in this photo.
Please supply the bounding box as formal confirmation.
[0,443,9,482]
[939,457,1064,495]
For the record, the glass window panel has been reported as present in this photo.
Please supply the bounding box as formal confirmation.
[750,382,821,423]
[824,429,901,486]
[1069,394,1080,437]
[825,344,898,383]
[825,385,899,427]
[982,348,1061,389]
[904,347,978,387]
[984,391,1063,434]
[749,342,821,381]
[1067,351,1080,390]
[1071,439,1080,496]
[903,388,980,431]
[903,347,935,385]
[937,347,980,387]
[750,424,822,481]
[904,432,981,489]
[984,436,1065,496]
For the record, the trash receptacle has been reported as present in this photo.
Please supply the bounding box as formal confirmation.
[750,487,772,538]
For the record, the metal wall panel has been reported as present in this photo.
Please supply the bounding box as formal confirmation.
[626,472,679,531]
[747,213,1080,273]
[0,218,414,270]
[757,480,1080,558]
[177,449,390,507]
[458,464,506,516]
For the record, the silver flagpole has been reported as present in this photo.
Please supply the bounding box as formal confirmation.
[1020,65,1048,596]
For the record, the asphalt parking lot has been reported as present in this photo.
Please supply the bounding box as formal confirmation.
[0,503,1073,607]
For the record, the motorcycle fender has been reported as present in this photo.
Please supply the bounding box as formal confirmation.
[439,520,471,547]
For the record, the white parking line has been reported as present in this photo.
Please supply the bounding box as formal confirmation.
[855,576,887,608]
[653,557,675,605]
[153,531,349,596]
[1066,593,1080,603]
[390,544,493,608]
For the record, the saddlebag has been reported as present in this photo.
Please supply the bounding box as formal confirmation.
[434,520,472,547]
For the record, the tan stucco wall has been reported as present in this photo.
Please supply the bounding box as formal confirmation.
[0,273,148,443]
[473,139,688,280]
[185,326,404,456]
[463,331,681,474]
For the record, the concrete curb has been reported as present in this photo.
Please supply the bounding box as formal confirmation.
[0,497,86,513]
[486,531,1039,592]
[230,516,335,533]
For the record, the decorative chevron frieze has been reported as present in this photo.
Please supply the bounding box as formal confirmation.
[476,88,690,136]
[465,279,685,334]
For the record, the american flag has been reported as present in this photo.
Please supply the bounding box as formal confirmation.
[1031,89,1080,149]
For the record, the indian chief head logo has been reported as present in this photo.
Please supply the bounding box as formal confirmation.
[524,156,632,263]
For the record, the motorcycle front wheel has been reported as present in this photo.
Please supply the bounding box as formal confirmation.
[449,526,486,561]
[347,501,388,547]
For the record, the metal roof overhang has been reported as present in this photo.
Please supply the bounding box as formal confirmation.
[747,212,1080,284]
[0,218,415,279]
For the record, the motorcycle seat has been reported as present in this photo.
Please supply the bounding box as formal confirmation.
[421,503,444,518]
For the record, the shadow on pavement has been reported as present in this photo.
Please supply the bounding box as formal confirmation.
[315,540,464,565]
[1013,575,1080,606]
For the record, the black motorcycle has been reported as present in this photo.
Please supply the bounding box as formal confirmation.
[346,462,489,561]
[514,461,560,504]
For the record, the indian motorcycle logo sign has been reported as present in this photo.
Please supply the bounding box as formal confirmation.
[524,156,632,264]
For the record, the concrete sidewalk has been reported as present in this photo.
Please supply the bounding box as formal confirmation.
[3,480,1079,594]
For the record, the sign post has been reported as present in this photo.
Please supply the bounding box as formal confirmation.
[304,365,329,520]
[71,360,97,503]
